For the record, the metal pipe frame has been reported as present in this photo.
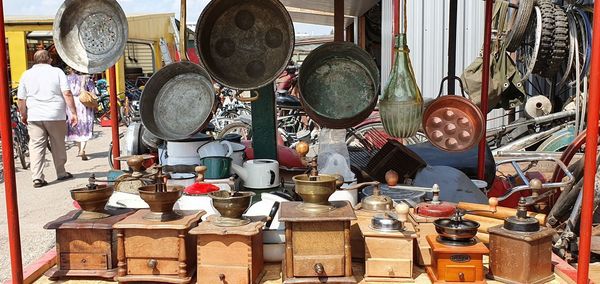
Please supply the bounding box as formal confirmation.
[577,0,600,280]
[448,0,457,95]
[0,0,24,281]
[478,0,494,180]
[109,67,121,170]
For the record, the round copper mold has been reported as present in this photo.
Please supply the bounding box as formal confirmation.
[422,96,484,152]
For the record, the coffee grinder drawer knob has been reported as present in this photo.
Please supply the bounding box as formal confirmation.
[459,272,465,281]
[147,259,158,269]
[219,273,225,282]
[314,263,324,275]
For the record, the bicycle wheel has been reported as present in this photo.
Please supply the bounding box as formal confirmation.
[346,122,427,151]
[217,121,252,140]
[14,125,29,169]
[12,136,27,169]
[505,0,535,52]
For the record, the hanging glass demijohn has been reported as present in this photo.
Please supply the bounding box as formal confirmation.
[379,0,423,138]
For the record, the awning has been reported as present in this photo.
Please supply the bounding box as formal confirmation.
[284,0,379,27]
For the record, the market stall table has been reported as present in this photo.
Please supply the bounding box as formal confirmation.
[33,261,569,283]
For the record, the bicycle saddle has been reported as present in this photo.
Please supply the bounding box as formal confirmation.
[276,91,302,109]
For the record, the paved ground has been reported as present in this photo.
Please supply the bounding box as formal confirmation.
[0,126,121,281]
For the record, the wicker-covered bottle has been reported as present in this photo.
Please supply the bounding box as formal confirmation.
[379,0,423,138]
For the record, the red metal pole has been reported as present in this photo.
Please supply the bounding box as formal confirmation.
[0,0,24,281]
[109,66,121,170]
[477,0,494,180]
[577,0,600,281]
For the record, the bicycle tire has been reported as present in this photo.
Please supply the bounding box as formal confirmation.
[505,0,535,52]
[15,124,29,169]
[346,122,427,150]
[217,121,252,140]
[13,136,28,169]
[557,11,577,86]
[542,5,569,78]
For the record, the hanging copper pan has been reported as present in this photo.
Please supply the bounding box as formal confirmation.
[139,0,215,141]
[422,76,484,152]
[195,0,294,90]
[53,0,127,74]
[298,42,380,129]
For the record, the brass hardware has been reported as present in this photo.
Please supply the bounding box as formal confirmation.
[314,263,324,274]
[459,272,465,281]
[81,258,87,263]
[147,259,158,269]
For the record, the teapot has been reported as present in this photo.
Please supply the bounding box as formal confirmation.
[231,159,280,189]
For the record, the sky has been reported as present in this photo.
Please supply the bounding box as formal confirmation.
[5,0,333,35]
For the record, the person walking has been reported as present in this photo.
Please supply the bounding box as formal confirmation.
[66,68,95,160]
[17,50,78,188]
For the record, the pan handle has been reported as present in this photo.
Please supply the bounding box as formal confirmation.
[179,0,188,62]
[437,75,468,99]
[236,91,260,102]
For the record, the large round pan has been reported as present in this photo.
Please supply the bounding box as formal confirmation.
[140,0,215,141]
[53,0,127,74]
[195,0,294,90]
[298,42,380,129]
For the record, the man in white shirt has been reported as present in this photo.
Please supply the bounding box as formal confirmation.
[17,50,78,188]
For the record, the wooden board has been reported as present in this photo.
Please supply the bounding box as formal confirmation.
[279,201,356,222]
[113,210,204,230]
[189,215,264,236]
[44,209,133,230]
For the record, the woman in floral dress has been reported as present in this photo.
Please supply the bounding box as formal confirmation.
[66,68,95,160]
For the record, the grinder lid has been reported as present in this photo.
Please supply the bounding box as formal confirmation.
[503,197,540,232]
[415,201,456,217]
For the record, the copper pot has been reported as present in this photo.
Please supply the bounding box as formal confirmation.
[423,76,484,152]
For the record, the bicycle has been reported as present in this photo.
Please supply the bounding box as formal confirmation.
[9,90,30,169]
[210,85,252,132]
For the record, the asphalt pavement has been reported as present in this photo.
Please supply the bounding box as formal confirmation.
[0,126,121,281]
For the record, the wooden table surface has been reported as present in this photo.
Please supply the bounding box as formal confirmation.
[34,261,568,284]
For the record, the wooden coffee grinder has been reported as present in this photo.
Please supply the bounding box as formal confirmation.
[408,184,456,266]
[114,165,205,283]
[190,186,265,284]
[489,197,555,284]
[280,156,357,283]
[44,175,133,280]
[360,203,418,282]
[426,199,497,283]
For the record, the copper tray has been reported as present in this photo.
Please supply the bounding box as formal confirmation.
[423,95,484,152]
